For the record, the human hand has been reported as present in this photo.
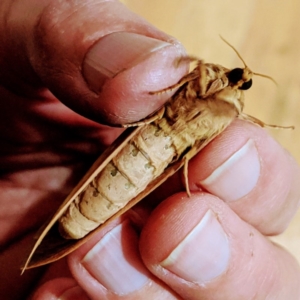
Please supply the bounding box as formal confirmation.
[1,1,300,299]
[30,119,300,300]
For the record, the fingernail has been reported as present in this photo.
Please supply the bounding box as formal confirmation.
[199,139,260,202]
[83,32,172,91]
[59,286,89,300]
[161,209,230,283]
[82,222,150,295]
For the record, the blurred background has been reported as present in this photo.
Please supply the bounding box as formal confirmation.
[122,0,300,262]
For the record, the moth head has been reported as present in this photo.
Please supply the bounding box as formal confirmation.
[227,68,253,90]
[220,36,277,89]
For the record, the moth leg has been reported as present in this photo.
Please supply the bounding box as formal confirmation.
[198,61,208,96]
[182,145,203,197]
[174,55,201,67]
[183,156,191,197]
[239,113,294,130]
[122,106,165,128]
[149,71,201,95]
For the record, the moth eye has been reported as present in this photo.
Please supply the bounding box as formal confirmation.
[239,79,252,90]
[228,68,244,84]
[228,68,253,90]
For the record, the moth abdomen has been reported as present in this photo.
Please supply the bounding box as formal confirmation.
[58,123,177,239]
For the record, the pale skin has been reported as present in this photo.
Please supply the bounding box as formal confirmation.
[1,1,300,299]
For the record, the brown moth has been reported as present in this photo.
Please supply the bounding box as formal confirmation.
[22,37,290,272]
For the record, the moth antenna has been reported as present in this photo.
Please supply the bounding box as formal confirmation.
[253,72,278,86]
[220,35,278,86]
[219,35,248,67]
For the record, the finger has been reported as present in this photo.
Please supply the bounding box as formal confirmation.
[31,278,90,300]
[67,218,180,300]
[0,232,77,300]
[0,0,188,125]
[140,192,300,300]
[0,234,45,300]
[187,119,300,235]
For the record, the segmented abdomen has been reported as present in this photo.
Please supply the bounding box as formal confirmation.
[58,75,239,239]
[58,123,176,239]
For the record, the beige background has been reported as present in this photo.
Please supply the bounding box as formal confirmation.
[122,0,300,263]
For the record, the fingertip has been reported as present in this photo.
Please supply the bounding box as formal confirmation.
[67,219,178,299]
[140,192,300,299]
[31,278,88,300]
[140,192,237,298]
[87,33,187,124]
[140,193,225,271]
[187,119,300,234]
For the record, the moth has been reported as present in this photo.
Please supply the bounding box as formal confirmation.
[22,37,290,272]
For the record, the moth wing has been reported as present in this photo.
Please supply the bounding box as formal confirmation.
[23,128,222,271]
[22,126,143,272]
[23,157,184,270]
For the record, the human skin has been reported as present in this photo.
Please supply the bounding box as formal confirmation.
[0,1,300,299]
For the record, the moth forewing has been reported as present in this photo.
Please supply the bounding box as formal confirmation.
[24,154,186,269]
[22,126,143,271]
[23,120,230,270]
[23,38,278,271]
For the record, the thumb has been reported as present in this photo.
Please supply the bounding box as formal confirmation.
[0,0,187,125]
